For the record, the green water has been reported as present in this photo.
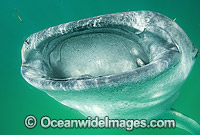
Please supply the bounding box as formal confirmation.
[0,0,200,134]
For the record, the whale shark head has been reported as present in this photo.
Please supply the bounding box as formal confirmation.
[21,11,198,119]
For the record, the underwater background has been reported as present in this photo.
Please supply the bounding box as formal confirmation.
[0,0,199,134]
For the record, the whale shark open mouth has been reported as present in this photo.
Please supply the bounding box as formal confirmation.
[21,11,181,89]
[47,26,180,79]
[21,11,199,134]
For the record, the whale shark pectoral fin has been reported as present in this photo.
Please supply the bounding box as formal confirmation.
[158,108,200,135]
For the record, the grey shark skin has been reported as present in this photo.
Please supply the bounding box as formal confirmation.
[21,11,199,134]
